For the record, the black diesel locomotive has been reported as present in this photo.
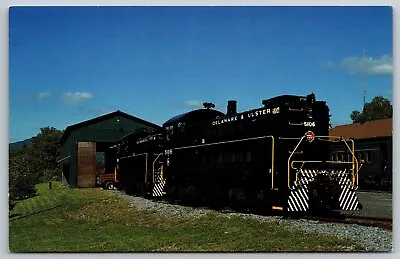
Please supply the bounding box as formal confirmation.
[117,93,361,212]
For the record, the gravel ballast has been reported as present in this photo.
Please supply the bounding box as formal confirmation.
[114,191,393,252]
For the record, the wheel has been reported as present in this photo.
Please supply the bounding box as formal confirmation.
[105,181,115,190]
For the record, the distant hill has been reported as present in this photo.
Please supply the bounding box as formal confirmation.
[9,138,33,152]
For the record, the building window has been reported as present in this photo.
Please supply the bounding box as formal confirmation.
[365,151,371,163]
[355,150,372,163]
[362,152,366,162]
[347,153,351,162]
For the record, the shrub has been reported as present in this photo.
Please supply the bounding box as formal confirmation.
[9,153,37,201]
[9,172,37,201]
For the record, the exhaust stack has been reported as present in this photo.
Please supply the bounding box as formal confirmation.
[227,100,237,115]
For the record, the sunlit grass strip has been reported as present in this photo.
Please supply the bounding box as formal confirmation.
[9,182,366,252]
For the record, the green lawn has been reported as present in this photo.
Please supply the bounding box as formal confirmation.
[9,182,365,252]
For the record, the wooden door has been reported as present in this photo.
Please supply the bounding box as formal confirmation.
[77,142,96,188]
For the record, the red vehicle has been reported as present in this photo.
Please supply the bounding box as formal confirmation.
[96,167,118,190]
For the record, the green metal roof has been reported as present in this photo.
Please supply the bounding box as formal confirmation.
[59,110,161,145]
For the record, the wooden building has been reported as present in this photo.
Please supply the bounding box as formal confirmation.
[329,118,392,190]
[58,110,162,188]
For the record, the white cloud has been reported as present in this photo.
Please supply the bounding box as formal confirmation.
[37,91,51,100]
[341,55,393,76]
[370,63,392,75]
[183,100,203,108]
[62,92,93,103]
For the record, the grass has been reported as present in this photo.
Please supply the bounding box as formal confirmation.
[9,182,366,252]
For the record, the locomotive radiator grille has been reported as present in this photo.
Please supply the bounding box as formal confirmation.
[287,169,359,211]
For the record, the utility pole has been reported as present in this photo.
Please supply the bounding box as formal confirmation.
[362,47,367,108]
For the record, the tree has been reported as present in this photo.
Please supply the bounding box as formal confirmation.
[9,127,63,206]
[350,110,365,123]
[350,96,392,123]
[9,148,38,201]
[30,127,63,182]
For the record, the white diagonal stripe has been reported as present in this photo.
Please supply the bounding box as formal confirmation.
[293,190,307,211]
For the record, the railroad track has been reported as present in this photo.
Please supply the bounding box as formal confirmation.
[155,197,393,231]
[303,214,392,231]
[217,206,393,231]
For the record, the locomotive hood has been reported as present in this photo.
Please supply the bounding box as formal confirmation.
[163,109,225,127]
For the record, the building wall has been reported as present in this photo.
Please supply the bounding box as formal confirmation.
[59,133,75,187]
[330,136,392,190]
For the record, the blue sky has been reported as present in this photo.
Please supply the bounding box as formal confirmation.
[9,6,393,142]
